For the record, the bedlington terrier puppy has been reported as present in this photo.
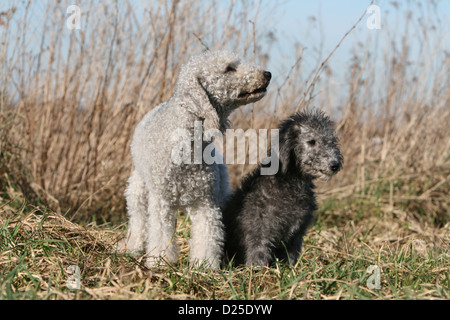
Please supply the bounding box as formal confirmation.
[222,109,343,266]
[117,51,271,268]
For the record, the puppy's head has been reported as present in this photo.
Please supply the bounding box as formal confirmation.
[278,109,343,180]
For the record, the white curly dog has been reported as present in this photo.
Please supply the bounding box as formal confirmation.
[117,51,271,268]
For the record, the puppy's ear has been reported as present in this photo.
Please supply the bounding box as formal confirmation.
[279,137,292,175]
[278,120,299,175]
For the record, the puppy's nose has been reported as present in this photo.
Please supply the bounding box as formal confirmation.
[263,71,272,81]
[330,161,341,173]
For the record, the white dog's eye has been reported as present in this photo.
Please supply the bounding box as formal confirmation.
[225,65,236,73]
[307,139,316,146]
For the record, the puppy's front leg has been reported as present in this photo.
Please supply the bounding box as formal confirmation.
[286,235,304,265]
[244,242,272,266]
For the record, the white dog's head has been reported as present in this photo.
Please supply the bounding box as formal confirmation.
[176,51,271,119]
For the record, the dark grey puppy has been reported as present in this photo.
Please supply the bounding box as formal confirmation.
[222,109,343,266]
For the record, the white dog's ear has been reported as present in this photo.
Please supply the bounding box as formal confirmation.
[183,76,219,131]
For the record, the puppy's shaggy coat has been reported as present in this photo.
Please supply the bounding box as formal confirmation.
[222,110,343,266]
[117,51,271,268]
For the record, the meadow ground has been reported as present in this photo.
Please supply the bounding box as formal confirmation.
[0,1,449,300]
[0,180,448,300]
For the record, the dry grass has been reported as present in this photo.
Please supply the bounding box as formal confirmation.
[0,0,449,300]
[0,199,448,300]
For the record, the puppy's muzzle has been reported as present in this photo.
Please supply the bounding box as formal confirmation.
[330,160,342,173]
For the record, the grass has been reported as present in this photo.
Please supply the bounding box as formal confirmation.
[1,193,448,300]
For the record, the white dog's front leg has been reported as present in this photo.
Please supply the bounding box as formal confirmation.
[188,202,224,268]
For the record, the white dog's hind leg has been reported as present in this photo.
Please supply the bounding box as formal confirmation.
[188,202,224,268]
[116,170,147,254]
[145,194,179,267]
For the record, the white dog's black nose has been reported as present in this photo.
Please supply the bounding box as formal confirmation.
[264,71,272,81]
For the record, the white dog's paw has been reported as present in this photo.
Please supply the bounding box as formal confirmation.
[113,238,144,256]
[145,256,170,268]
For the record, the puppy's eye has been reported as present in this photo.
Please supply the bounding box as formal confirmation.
[225,65,236,73]
[307,140,316,146]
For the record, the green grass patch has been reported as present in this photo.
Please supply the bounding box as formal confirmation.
[1,194,448,300]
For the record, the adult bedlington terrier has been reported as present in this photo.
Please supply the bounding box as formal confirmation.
[117,51,271,268]
[222,109,343,266]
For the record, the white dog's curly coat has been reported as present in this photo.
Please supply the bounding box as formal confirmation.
[117,51,271,268]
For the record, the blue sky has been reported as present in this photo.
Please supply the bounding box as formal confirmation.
[2,0,448,63]
[265,0,374,75]
[275,0,371,46]
[263,0,449,85]
[1,0,449,103]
